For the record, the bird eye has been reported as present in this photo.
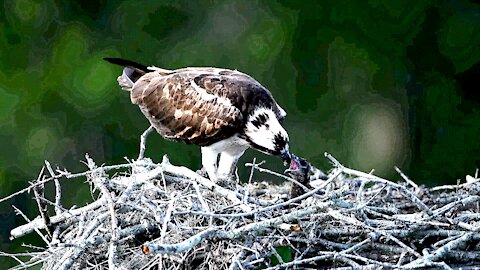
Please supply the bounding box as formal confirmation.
[299,159,308,167]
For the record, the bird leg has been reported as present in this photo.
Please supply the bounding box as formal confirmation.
[217,149,247,179]
[201,147,219,181]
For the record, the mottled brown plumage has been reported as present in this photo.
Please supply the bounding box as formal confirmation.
[112,62,285,147]
[131,71,244,146]
[105,57,291,180]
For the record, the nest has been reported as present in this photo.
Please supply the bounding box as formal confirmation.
[3,152,480,270]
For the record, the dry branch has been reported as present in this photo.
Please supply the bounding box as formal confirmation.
[2,151,480,269]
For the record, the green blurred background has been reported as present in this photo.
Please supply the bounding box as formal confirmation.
[1,0,479,266]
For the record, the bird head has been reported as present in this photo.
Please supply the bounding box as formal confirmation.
[284,154,311,181]
[244,108,290,158]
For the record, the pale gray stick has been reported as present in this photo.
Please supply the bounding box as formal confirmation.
[45,160,63,244]
[12,205,49,244]
[325,153,433,216]
[269,243,284,264]
[192,181,211,213]
[173,168,341,218]
[341,253,398,268]
[143,207,319,254]
[138,125,155,160]
[264,239,371,270]
[84,154,119,270]
[0,251,28,266]
[404,232,476,268]
[45,160,63,215]
[32,168,52,237]
[395,166,419,189]
[160,155,252,212]
[10,198,105,239]
[428,196,480,219]
[160,192,177,244]
[431,177,480,191]
[0,163,135,204]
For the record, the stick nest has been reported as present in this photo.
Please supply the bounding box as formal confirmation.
[3,153,480,270]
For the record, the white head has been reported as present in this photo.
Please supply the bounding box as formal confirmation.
[244,107,290,159]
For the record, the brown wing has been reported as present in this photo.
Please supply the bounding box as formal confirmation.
[191,71,286,120]
[130,71,243,146]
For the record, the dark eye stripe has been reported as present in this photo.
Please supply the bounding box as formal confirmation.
[273,133,288,152]
[251,113,269,128]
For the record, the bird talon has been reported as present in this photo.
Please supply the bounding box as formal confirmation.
[215,175,236,189]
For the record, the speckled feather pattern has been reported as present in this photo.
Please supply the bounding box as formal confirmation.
[105,57,291,180]
[128,67,284,147]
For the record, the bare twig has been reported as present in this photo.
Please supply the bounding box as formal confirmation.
[138,125,155,160]
[160,192,177,243]
[431,175,480,191]
[84,155,120,270]
[3,152,480,270]
[11,205,49,244]
[395,166,419,189]
[45,160,63,216]
[404,232,477,268]
[326,153,433,216]
[0,163,136,204]
[10,197,105,240]
[142,206,319,255]
[32,167,53,237]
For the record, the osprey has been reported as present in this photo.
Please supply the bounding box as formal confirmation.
[105,58,291,181]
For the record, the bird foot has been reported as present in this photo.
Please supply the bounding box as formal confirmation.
[215,174,237,189]
[196,167,209,178]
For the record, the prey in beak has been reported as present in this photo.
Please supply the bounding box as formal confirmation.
[284,154,313,199]
[284,154,328,181]
[284,154,328,199]
[284,154,310,181]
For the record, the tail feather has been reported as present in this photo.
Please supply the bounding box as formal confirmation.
[104,57,149,91]
[103,57,149,72]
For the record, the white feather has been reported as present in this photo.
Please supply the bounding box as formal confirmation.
[278,105,287,119]
[147,66,172,73]
[245,107,289,153]
[191,80,215,101]
[201,146,218,181]
[201,135,249,180]
[174,109,183,119]
[217,137,249,177]
[206,135,249,153]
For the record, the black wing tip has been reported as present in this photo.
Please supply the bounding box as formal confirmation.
[103,57,133,66]
[103,57,149,72]
[103,57,118,63]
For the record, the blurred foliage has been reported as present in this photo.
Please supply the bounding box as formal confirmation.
[1,0,479,266]
[270,246,293,265]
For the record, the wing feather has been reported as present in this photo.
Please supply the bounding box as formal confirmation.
[192,72,286,120]
[130,71,243,146]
